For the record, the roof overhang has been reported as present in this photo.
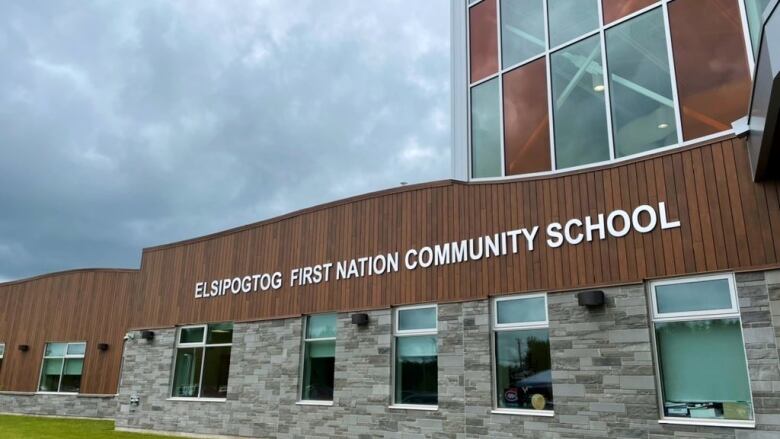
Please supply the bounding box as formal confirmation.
[748,0,780,181]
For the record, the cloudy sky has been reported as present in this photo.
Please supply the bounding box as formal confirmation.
[0,1,451,281]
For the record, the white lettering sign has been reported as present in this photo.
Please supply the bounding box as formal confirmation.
[194,202,681,299]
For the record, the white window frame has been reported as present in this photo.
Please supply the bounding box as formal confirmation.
[0,342,5,369]
[169,323,233,401]
[37,341,87,395]
[298,313,337,406]
[491,293,554,416]
[463,0,757,181]
[390,304,439,410]
[648,273,755,428]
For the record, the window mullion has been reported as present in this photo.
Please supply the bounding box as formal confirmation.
[197,344,207,398]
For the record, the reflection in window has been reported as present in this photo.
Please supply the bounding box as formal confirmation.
[503,58,551,175]
[394,306,437,406]
[548,0,600,47]
[301,314,337,401]
[606,8,677,157]
[0,343,4,370]
[501,0,546,67]
[668,0,752,141]
[471,78,502,178]
[493,295,553,412]
[602,0,658,24]
[171,323,233,399]
[551,35,611,169]
[651,276,754,422]
[38,342,86,393]
[744,0,772,58]
[469,0,499,82]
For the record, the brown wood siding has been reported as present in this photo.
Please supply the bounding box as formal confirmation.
[0,270,137,394]
[130,138,780,329]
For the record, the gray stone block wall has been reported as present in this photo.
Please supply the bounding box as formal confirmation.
[110,270,780,438]
[0,392,117,418]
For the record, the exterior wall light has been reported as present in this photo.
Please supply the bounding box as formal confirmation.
[577,290,606,307]
[18,344,29,352]
[98,343,109,351]
[351,313,369,326]
[141,330,155,341]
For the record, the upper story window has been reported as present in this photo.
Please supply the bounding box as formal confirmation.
[650,274,754,425]
[0,343,5,369]
[393,305,438,408]
[171,323,233,399]
[493,294,554,415]
[38,342,86,393]
[301,314,337,403]
[466,0,755,179]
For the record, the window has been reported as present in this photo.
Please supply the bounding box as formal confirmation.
[0,343,4,369]
[606,7,677,157]
[171,323,233,399]
[38,342,86,393]
[471,77,502,178]
[650,275,754,425]
[393,305,438,407]
[744,0,772,58]
[493,294,553,414]
[668,0,752,141]
[466,0,756,179]
[301,314,336,402]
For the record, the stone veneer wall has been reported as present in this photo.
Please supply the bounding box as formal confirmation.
[0,393,117,418]
[111,271,780,438]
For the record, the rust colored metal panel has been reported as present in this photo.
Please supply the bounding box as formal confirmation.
[668,0,752,140]
[469,0,498,83]
[602,0,658,24]
[503,58,551,175]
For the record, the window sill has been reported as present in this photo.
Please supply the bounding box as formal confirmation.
[491,408,554,417]
[296,400,334,407]
[36,392,79,396]
[388,404,438,411]
[658,418,755,429]
[166,397,227,403]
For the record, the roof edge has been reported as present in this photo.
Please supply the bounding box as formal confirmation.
[0,268,139,287]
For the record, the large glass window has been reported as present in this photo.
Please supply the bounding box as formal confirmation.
[301,314,337,402]
[606,7,677,157]
[551,34,611,168]
[393,305,437,407]
[471,78,502,178]
[171,323,233,399]
[668,0,752,141]
[651,275,754,424]
[38,342,86,393]
[493,295,553,413]
[501,0,545,67]
[548,0,600,47]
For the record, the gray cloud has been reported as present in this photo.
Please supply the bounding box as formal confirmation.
[0,0,451,281]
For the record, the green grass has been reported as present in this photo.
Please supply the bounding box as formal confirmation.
[0,415,183,439]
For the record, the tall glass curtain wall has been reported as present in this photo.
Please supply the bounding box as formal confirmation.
[467,0,756,179]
